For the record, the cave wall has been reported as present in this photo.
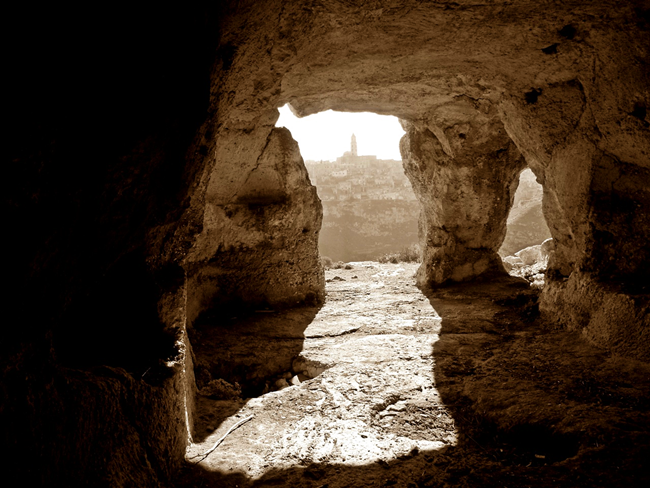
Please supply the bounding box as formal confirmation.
[185,124,324,324]
[214,0,648,359]
[179,3,328,324]
[501,78,650,360]
[3,4,222,485]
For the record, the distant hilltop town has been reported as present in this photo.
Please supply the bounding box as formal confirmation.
[304,134,420,262]
[304,134,416,202]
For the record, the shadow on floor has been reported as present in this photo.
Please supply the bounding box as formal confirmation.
[178,277,650,487]
[189,305,321,443]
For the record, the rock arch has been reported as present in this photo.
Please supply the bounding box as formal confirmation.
[186,0,649,361]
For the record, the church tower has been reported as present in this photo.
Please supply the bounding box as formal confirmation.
[351,133,357,156]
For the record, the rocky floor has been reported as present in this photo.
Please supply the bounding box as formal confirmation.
[179,263,650,488]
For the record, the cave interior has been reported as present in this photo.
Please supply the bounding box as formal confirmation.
[3,1,649,486]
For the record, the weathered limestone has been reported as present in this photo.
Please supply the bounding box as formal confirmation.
[196,0,649,356]
[500,78,650,361]
[400,102,526,286]
[185,124,324,324]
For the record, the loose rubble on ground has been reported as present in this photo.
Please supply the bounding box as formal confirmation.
[501,238,554,288]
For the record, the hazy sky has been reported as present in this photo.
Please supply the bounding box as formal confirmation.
[276,105,405,161]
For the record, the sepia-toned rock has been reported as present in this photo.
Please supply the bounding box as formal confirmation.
[4,1,649,486]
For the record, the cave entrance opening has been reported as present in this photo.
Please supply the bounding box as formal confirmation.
[187,104,561,475]
[187,108,458,475]
[499,168,552,287]
[275,104,420,265]
[188,106,425,431]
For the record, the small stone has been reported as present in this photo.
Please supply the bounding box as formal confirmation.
[503,255,524,267]
[291,375,301,385]
[274,378,290,390]
[387,402,407,412]
[515,244,542,266]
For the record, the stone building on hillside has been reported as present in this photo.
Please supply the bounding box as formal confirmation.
[305,133,414,202]
[336,133,378,167]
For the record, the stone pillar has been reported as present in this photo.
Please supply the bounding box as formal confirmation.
[185,122,324,324]
[400,101,526,288]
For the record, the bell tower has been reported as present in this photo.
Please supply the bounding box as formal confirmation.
[351,133,357,156]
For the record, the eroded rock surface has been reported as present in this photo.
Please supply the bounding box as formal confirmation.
[209,0,649,359]
[185,263,450,484]
[181,264,650,487]
[186,126,324,324]
[400,103,526,285]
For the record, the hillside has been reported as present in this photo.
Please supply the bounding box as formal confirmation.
[307,161,549,262]
[499,169,551,256]
[319,199,419,262]
[306,158,419,262]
